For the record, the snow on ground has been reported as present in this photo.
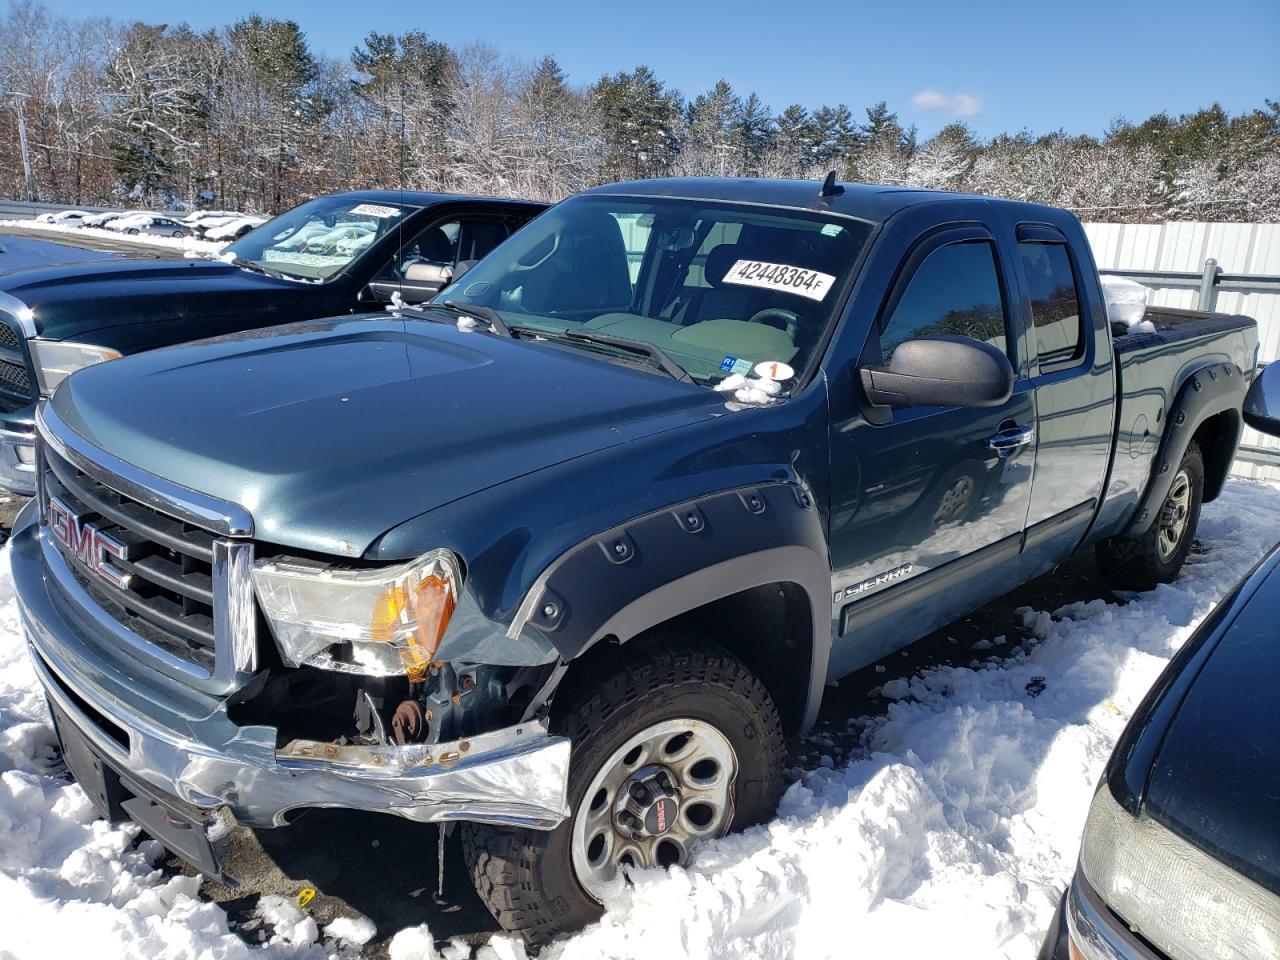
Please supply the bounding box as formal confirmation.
[0,219,225,257]
[1,480,1279,959]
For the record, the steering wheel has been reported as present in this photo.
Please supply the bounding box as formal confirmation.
[747,307,800,341]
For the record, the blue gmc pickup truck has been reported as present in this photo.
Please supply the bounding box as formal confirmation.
[10,177,1257,944]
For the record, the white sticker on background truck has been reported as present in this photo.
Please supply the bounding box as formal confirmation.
[349,203,402,218]
[723,260,836,301]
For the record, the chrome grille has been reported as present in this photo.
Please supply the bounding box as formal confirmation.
[34,405,258,694]
[41,443,219,669]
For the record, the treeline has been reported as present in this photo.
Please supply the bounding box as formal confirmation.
[1,0,1276,221]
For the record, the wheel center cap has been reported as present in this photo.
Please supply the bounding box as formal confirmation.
[615,764,682,839]
[643,796,677,836]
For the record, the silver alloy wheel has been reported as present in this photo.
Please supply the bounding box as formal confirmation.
[933,475,976,527]
[570,717,738,903]
[1157,468,1192,562]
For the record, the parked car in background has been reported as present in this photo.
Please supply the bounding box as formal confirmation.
[189,215,241,237]
[1041,360,1280,960]
[9,177,1257,944]
[118,215,193,239]
[0,190,545,493]
[203,216,266,242]
[182,210,241,227]
[34,210,92,226]
[103,213,153,232]
[80,212,130,229]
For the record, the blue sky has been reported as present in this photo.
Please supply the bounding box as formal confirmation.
[43,0,1280,139]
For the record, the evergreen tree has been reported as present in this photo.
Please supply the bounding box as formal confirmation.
[590,66,682,180]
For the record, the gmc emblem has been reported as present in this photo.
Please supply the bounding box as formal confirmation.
[47,496,131,590]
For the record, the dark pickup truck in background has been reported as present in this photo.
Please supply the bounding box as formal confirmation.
[0,190,545,494]
[11,177,1257,944]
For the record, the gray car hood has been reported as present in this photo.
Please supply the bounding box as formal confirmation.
[51,314,727,556]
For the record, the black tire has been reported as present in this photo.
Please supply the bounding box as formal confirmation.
[1097,441,1204,591]
[126,228,139,235]
[462,637,785,945]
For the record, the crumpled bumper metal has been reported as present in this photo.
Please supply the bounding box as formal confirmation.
[12,506,571,830]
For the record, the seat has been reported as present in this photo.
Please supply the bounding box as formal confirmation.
[519,212,632,315]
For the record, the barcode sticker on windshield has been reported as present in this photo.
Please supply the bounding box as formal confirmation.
[349,203,401,218]
[723,260,836,301]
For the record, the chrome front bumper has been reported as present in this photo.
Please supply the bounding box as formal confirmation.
[12,506,571,831]
[1066,868,1166,960]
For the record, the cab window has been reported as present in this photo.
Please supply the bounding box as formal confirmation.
[879,240,1008,364]
[1019,241,1084,368]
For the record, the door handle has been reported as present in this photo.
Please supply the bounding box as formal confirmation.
[989,425,1035,456]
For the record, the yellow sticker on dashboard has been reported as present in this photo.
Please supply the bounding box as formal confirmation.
[723,260,836,302]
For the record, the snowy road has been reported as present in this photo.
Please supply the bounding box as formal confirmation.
[1,480,1278,960]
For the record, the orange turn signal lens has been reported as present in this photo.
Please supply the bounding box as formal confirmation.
[370,574,456,681]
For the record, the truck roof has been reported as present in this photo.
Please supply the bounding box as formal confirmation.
[582,177,1066,225]
[329,189,548,212]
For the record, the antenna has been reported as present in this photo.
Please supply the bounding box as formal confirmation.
[819,171,844,198]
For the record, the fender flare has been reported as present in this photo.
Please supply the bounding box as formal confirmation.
[1123,359,1246,539]
[507,482,832,733]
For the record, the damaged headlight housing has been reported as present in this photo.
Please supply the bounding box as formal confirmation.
[1078,784,1280,960]
[252,550,459,681]
[29,339,122,395]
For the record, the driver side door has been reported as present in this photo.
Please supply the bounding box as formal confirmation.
[826,225,1037,676]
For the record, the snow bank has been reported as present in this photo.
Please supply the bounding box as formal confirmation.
[0,480,1277,959]
[1101,275,1155,334]
[0,219,225,258]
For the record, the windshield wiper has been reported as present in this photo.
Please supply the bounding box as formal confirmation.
[559,329,694,383]
[232,258,290,281]
[442,300,513,338]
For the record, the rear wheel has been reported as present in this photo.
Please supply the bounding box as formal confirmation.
[1097,441,1204,590]
[462,637,784,945]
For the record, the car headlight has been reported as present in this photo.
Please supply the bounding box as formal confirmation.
[29,340,122,395]
[252,550,459,680]
[1078,784,1280,960]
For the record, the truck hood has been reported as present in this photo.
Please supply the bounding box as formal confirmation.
[0,258,305,342]
[51,315,727,556]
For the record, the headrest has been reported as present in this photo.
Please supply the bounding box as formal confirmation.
[416,227,454,263]
[704,245,742,287]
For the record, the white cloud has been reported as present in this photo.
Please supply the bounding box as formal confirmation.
[912,89,983,118]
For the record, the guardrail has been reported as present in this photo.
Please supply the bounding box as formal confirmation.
[0,199,119,220]
[1100,260,1280,312]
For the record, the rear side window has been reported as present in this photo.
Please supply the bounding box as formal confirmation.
[879,240,1008,364]
[1019,242,1084,367]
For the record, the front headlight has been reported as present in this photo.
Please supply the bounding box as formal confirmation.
[29,339,122,395]
[252,550,459,681]
[1079,784,1280,960]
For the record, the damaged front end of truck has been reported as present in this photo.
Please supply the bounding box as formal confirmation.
[14,402,571,882]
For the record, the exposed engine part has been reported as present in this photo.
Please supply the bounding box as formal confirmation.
[353,690,389,744]
[392,699,429,745]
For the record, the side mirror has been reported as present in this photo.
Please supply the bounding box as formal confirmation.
[1244,363,1280,437]
[860,336,1014,410]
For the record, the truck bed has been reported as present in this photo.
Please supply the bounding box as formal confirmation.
[1111,306,1256,357]
[1098,305,1259,540]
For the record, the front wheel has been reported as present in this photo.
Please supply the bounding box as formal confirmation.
[462,638,784,945]
[1097,441,1204,590]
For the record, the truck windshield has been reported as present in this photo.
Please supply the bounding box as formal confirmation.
[436,195,871,385]
[225,196,414,281]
